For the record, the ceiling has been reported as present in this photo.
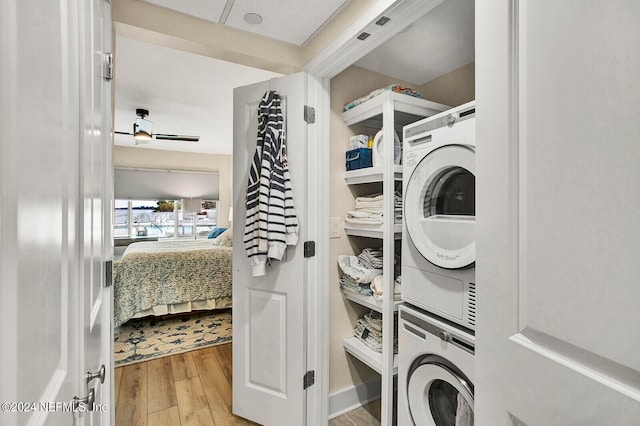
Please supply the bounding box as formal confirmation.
[141,0,350,46]
[113,0,475,155]
[355,0,474,85]
[113,35,281,155]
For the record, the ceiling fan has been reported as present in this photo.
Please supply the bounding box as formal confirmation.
[115,108,200,144]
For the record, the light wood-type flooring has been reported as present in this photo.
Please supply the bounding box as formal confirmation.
[115,343,381,425]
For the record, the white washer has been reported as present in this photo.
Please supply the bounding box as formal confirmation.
[402,102,476,330]
[398,304,474,426]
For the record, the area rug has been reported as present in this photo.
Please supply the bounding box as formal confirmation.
[114,309,232,367]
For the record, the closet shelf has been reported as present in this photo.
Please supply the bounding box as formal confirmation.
[343,337,398,376]
[340,86,449,426]
[344,223,402,239]
[343,91,449,128]
[341,289,401,313]
[344,165,403,184]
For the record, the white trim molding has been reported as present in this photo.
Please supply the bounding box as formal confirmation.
[328,378,382,420]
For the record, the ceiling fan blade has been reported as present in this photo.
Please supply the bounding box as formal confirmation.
[114,130,133,135]
[153,133,200,142]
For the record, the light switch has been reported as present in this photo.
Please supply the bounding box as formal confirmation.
[330,217,341,238]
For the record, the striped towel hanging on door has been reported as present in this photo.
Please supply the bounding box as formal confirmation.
[244,90,299,277]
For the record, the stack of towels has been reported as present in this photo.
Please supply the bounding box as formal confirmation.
[339,249,402,302]
[353,310,398,353]
[344,192,403,226]
[338,253,382,296]
[339,274,372,296]
[357,248,383,269]
[345,193,383,225]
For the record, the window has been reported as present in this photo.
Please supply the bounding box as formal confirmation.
[114,199,218,239]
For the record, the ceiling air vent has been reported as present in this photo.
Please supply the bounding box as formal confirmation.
[376,16,390,26]
[357,32,370,41]
[467,282,476,328]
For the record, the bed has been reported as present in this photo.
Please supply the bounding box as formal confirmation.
[113,239,233,327]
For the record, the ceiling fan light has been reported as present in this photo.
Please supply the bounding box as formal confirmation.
[134,134,151,145]
[134,117,153,139]
[134,129,152,141]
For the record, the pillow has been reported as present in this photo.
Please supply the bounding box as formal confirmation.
[207,227,227,239]
[212,227,233,247]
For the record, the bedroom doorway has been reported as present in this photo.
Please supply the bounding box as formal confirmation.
[110,31,283,425]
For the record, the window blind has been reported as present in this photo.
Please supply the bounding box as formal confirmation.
[114,168,219,200]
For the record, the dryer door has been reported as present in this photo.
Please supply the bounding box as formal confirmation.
[407,356,474,426]
[405,144,475,269]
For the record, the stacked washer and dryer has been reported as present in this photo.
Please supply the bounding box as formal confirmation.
[398,101,476,425]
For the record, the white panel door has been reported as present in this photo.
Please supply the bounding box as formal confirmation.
[476,1,640,424]
[79,0,113,424]
[232,73,312,426]
[0,0,112,425]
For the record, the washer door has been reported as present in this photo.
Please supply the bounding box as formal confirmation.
[405,144,475,269]
[407,357,474,426]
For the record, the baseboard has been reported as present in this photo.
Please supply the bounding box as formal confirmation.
[328,378,381,420]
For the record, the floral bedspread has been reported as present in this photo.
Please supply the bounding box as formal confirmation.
[113,240,232,327]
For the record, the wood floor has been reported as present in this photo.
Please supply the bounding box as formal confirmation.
[115,343,381,426]
[114,343,257,426]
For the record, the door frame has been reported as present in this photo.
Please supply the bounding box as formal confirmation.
[305,1,449,424]
[304,76,331,426]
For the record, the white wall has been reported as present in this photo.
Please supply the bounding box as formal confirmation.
[419,62,475,108]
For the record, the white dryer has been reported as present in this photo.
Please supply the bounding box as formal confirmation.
[402,102,476,330]
[398,304,474,426]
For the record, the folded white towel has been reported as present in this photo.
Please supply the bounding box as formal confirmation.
[345,211,383,225]
[370,275,402,301]
[355,194,383,212]
[355,207,384,214]
[346,210,382,219]
[355,193,383,203]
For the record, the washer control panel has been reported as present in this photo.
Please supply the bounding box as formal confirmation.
[401,308,475,354]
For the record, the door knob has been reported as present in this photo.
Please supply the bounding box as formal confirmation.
[86,364,105,385]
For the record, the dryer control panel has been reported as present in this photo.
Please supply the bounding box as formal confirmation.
[405,104,476,142]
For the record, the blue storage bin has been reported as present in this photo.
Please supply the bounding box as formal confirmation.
[345,148,373,171]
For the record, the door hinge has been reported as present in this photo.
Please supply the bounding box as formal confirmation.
[303,241,316,258]
[105,260,113,287]
[104,52,113,80]
[303,370,315,390]
[304,105,315,124]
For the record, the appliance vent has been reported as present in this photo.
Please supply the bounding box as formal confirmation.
[467,282,476,327]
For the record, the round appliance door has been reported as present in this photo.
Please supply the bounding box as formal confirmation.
[405,144,475,269]
[407,356,474,426]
